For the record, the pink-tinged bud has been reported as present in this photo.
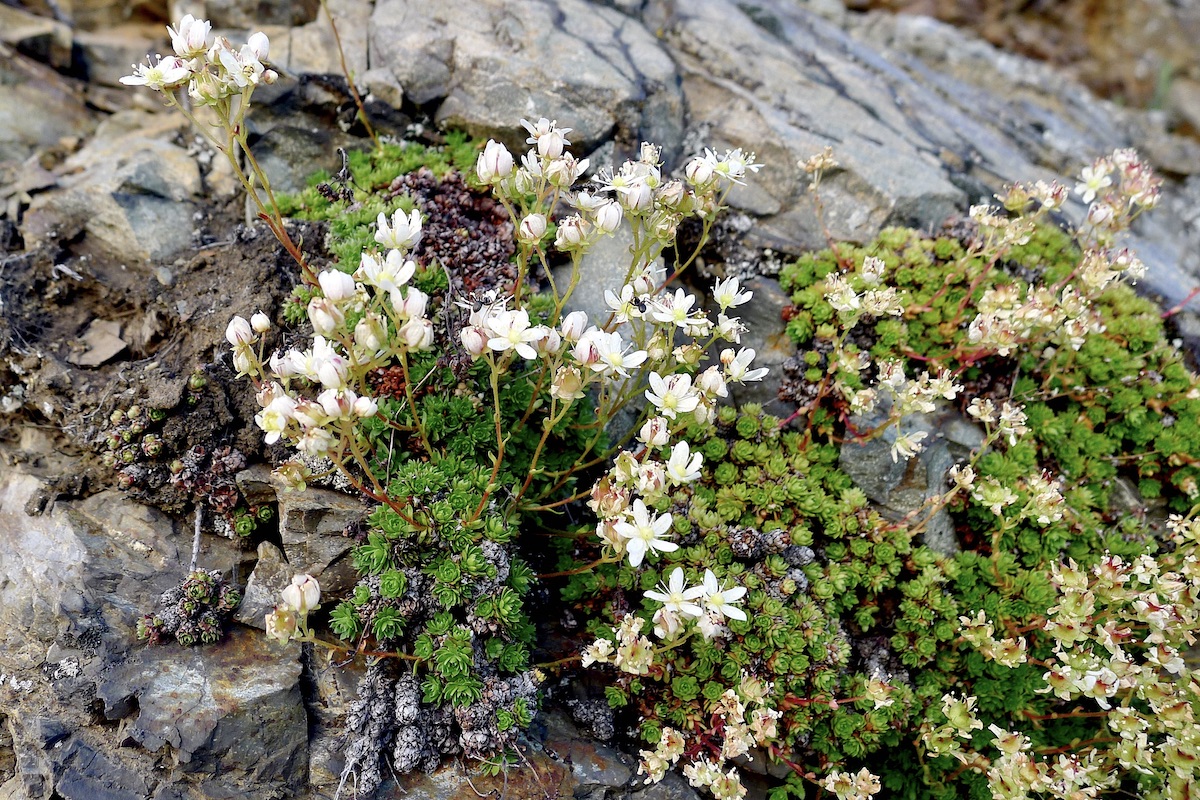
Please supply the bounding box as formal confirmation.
[476,139,514,183]
[261,69,278,84]
[265,605,297,643]
[251,311,272,332]
[226,316,254,347]
[639,416,670,447]
[352,396,378,418]
[460,325,488,357]
[656,180,686,209]
[518,213,547,243]
[631,270,658,295]
[399,318,434,350]
[317,388,356,419]
[592,200,623,234]
[281,574,320,615]
[572,331,602,366]
[697,365,729,398]
[307,297,344,337]
[560,311,588,341]
[554,215,590,250]
[318,269,357,303]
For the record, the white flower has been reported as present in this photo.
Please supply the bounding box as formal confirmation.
[713,277,753,310]
[318,269,357,303]
[120,56,192,90]
[399,318,434,350]
[638,416,670,447]
[487,309,541,360]
[665,441,703,484]
[613,500,677,567]
[700,569,747,622]
[696,366,728,399]
[721,348,769,382]
[281,574,321,615]
[890,431,928,462]
[545,153,589,187]
[518,213,547,243]
[250,311,272,333]
[644,567,705,617]
[684,155,716,188]
[593,331,648,378]
[1075,160,1113,204]
[375,208,422,251]
[226,316,255,347]
[352,396,378,418]
[356,250,415,296]
[645,373,700,419]
[476,139,514,183]
[604,284,639,323]
[216,39,267,88]
[311,337,349,389]
[168,15,211,58]
[255,395,297,445]
[521,117,571,159]
[651,288,698,328]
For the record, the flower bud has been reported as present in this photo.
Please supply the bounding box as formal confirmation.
[247,31,270,61]
[684,156,715,187]
[232,348,257,377]
[560,311,588,342]
[281,574,321,615]
[639,416,670,447]
[399,318,434,350]
[531,325,561,356]
[318,269,357,303]
[571,332,602,366]
[226,316,254,347]
[476,139,514,183]
[518,213,547,243]
[354,313,387,353]
[460,325,488,357]
[307,297,344,337]
[397,288,429,320]
[656,180,686,209]
[592,200,623,234]
[554,215,590,251]
[353,396,378,418]
[251,311,272,333]
[317,388,355,419]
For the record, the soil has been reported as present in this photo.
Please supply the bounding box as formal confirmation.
[0,195,319,508]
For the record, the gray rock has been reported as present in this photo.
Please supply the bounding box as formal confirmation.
[368,0,683,156]
[96,629,304,783]
[274,478,367,585]
[0,47,96,165]
[541,710,633,792]
[73,25,164,89]
[23,111,201,265]
[630,770,703,800]
[0,7,72,70]
[233,541,293,630]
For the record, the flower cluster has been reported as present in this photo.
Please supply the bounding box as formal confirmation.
[122,15,276,100]
[633,681,785,800]
[264,574,321,644]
